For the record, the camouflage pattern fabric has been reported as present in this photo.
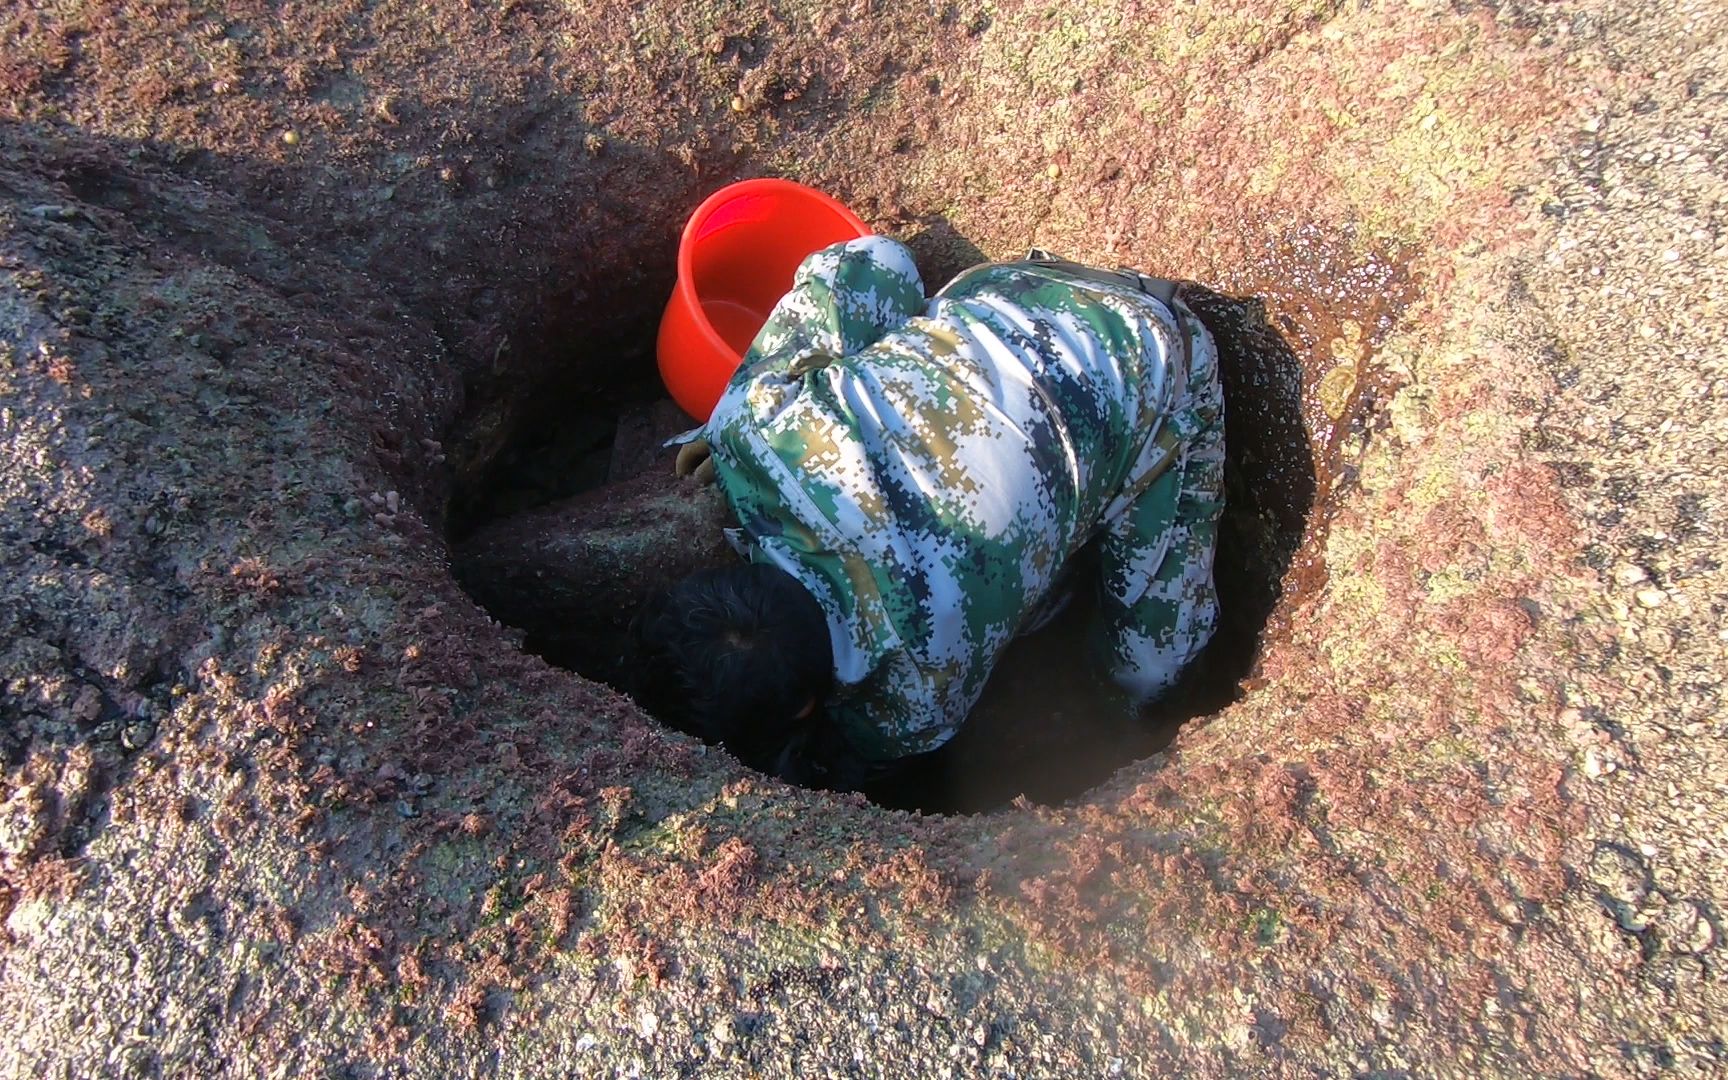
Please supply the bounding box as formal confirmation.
[695,236,1224,762]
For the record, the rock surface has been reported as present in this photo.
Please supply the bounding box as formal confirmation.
[1,0,1725,1077]
[453,471,733,688]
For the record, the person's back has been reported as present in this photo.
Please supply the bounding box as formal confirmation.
[643,236,1224,783]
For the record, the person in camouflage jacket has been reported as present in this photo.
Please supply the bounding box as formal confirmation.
[634,235,1223,785]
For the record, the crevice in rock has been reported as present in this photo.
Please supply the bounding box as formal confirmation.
[437,219,1399,815]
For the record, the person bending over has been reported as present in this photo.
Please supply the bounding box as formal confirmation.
[629,236,1225,789]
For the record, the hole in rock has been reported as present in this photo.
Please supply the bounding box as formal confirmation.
[447,221,1411,815]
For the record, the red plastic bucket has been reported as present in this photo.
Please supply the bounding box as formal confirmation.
[658,179,871,421]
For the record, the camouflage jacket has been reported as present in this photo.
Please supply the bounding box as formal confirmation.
[696,236,1223,763]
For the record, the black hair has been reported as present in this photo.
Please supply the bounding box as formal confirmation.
[627,563,833,768]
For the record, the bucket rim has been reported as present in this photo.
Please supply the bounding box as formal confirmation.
[672,178,872,375]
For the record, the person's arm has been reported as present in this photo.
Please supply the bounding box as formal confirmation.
[674,235,926,481]
[1095,464,1221,702]
[1095,308,1227,703]
[734,234,927,383]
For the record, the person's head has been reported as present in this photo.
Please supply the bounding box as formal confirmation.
[628,563,833,767]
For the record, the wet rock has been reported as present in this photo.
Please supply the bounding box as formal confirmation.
[1652,901,1715,955]
[0,785,53,862]
[711,1015,737,1045]
[606,400,697,484]
[1589,844,1652,907]
[1612,563,1648,587]
[26,204,81,221]
[1645,955,1707,995]
[452,470,733,685]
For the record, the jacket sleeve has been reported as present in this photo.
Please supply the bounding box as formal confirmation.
[729,235,928,384]
[1095,300,1226,702]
